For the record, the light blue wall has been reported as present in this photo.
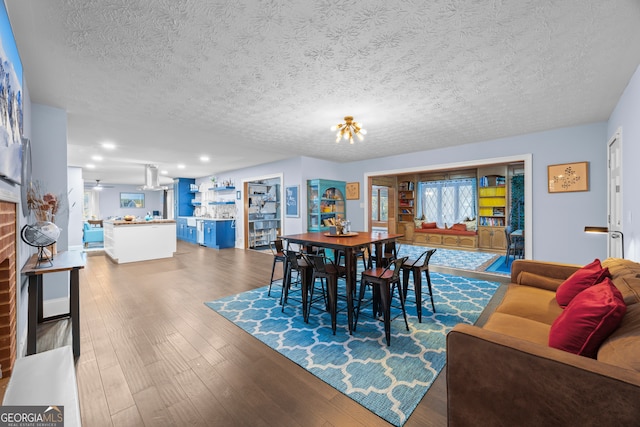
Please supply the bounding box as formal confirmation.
[96,184,164,219]
[31,104,70,303]
[68,167,84,248]
[32,104,69,249]
[196,156,345,244]
[348,123,608,265]
[198,157,304,239]
[608,64,640,261]
[216,122,609,265]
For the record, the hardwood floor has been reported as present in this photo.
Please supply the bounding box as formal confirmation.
[75,241,504,426]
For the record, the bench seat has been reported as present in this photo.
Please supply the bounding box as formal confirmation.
[413,228,478,249]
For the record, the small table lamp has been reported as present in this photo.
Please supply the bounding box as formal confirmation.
[584,226,624,259]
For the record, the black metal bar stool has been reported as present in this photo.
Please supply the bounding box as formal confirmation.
[303,253,346,334]
[355,256,409,346]
[281,250,311,319]
[267,239,286,296]
[401,249,437,322]
[337,244,372,274]
[379,241,398,267]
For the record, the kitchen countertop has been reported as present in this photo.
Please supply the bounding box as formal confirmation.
[178,216,235,221]
[105,219,177,226]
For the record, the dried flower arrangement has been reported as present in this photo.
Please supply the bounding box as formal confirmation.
[26,181,65,223]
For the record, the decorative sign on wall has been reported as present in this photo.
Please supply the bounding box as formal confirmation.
[346,182,360,200]
[285,185,299,217]
[548,161,589,193]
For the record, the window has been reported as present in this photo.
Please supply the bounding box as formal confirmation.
[417,178,476,227]
[84,190,101,220]
[371,185,388,222]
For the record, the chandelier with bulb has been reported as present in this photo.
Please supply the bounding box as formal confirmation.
[331,116,366,144]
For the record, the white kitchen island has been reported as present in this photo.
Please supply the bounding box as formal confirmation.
[104,219,177,264]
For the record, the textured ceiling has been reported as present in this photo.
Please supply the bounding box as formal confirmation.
[6,0,640,186]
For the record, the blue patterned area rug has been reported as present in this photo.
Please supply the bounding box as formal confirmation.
[396,244,499,272]
[205,273,500,426]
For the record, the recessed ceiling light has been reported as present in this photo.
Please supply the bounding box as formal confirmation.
[86,164,96,169]
[177,164,185,169]
[91,155,103,161]
[101,142,116,150]
[200,155,210,162]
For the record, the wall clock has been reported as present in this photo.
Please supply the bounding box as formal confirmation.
[346,182,360,200]
[21,137,32,217]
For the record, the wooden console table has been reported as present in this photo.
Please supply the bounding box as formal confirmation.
[21,251,86,358]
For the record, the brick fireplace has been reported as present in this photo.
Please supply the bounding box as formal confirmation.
[0,200,17,377]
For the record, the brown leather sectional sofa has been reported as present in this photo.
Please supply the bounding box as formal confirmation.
[446,258,640,426]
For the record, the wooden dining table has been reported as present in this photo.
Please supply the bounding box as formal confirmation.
[280,231,403,333]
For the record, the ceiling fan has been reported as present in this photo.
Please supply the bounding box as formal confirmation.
[86,179,114,191]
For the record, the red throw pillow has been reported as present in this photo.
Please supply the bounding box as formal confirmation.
[549,278,626,358]
[555,259,610,307]
[422,222,437,229]
[451,223,467,231]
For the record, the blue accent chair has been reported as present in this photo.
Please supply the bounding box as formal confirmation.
[83,222,104,247]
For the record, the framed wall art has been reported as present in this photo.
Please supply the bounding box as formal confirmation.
[285,185,299,217]
[346,182,360,200]
[0,3,24,184]
[548,161,589,193]
[120,192,145,208]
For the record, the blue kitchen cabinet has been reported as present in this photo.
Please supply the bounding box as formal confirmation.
[186,225,197,244]
[203,220,235,249]
[176,218,188,241]
[174,178,195,218]
[176,217,197,244]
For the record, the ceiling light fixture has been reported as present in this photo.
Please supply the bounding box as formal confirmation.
[331,116,366,144]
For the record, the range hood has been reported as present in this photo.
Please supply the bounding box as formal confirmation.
[138,164,168,191]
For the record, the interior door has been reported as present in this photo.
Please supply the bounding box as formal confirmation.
[608,131,623,257]
[371,185,389,230]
